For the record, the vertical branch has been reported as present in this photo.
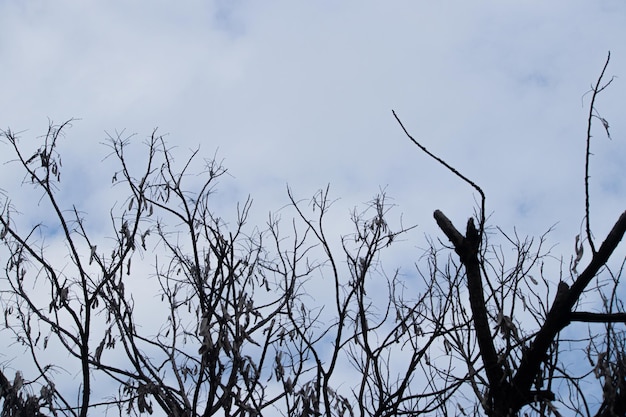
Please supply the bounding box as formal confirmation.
[584,51,613,254]
[433,212,505,397]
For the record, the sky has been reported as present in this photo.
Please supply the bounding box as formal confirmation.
[1,0,626,414]
[1,1,625,241]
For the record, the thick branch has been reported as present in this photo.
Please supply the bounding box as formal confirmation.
[433,210,504,395]
[568,210,626,303]
[0,369,10,397]
[512,210,626,408]
[570,311,626,323]
[434,210,464,250]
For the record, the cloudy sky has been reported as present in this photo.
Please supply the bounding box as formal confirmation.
[2,0,625,242]
[1,0,625,413]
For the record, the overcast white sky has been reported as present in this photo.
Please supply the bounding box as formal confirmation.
[1,0,626,413]
[1,1,625,240]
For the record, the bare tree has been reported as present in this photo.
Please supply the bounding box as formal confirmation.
[0,125,455,416]
[0,126,291,416]
[0,53,624,417]
[393,51,626,417]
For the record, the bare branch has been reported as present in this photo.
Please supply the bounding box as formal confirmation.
[584,51,614,255]
[570,312,626,323]
[394,110,486,237]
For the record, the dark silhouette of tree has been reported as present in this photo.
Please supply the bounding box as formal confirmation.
[0,53,624,417]
[392,51,626,417]
[0,124,445,417]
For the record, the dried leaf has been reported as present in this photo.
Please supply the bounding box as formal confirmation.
[13,371,23,391]
[600,117,612,139]
[89,245,97,265]
[572,234,584,275]
[95,340,105,362]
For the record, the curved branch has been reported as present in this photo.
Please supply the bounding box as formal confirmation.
[394,110,486,236]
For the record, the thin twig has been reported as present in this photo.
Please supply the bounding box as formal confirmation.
[392,110,486,237]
